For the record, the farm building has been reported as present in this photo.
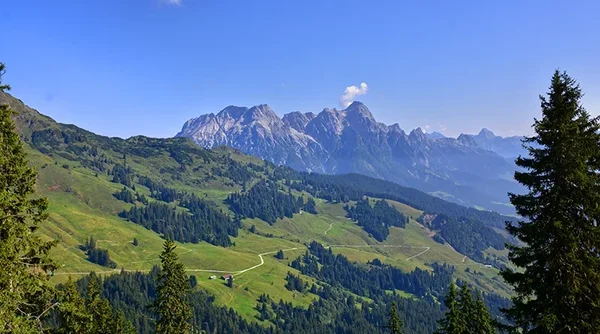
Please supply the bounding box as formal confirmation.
[221,274,233,280]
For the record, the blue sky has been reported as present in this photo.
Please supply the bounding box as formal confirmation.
[1,0,599,138]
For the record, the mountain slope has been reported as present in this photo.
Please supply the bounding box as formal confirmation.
[1,91,513,329]
[177,102,521,214]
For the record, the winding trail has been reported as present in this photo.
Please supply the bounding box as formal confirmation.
[55,221,434,276]
[406,247,431,261]
[234,247,304,277]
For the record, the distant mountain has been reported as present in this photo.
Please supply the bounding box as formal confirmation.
[177,102,522,214]
[462,128,525,159]
[426,131,446,140]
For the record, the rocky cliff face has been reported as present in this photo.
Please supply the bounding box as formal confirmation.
[177,101,522,214]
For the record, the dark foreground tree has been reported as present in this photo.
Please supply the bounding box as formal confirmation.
[0,62,58,331]
[501,70,600,332]
[152,239,191,334]
[436,283,496,334]
[387,301,404,334]
[56,278,91,333]
[474,292,495,333]
[436,283,465,334]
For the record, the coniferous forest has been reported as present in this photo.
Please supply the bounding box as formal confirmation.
[345,197,409,241]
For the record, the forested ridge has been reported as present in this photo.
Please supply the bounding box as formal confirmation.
[275,168,514,229]
[292,242,453,300]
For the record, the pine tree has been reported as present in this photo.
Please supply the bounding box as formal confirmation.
[501,70,600,332]
[275,249,285,260]
[436,283,466,334]
[56,277,92,333]
[153,239,191,334]
[86,273,115,333]
[0,62,59,331]
[227,275,234,288]
[387,301,404,334]
[458,284,476,333]
[473,292,496,334]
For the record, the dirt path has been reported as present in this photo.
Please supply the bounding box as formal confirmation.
[406,247,431,261]
[234,247,304,277]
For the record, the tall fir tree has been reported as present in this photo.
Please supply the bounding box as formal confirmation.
[387,301,404,334]
[458,284,476,334]
[474,292,496,334]
[436,283,466,334]
[0,62,59,331]
[56,277,92,334]
[501,70,600,332]
[153,239,191,334]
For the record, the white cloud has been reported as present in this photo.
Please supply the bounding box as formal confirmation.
[424,125,431,133]
[438,123,447,133]
[160,0,182,6]
[340,82,368,108]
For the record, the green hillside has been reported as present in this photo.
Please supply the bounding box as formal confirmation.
[1,91,512,325]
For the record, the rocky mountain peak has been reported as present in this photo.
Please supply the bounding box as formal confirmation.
[427,131,446,140]
[388,123,403,133]
[477,128,496,139]
[409,127,427,140]
[217,105,248,119]
[245,104,276,120]
[344,101,374,120]
[457,133,478,147]
[283,111,317,132]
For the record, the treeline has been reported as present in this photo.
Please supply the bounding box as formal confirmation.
[427,214,506,262]
[119,177,239,246]
[90,267,268,333]
[120,200,238,247]
[284,272,308,293]
[256,278,444,333]
[45,273,135,333]
[138,176,179,203]
[274,167,513,229]
[291,241,453,300]
[345,197,409,241]
[80,236,116,268]
[75,265,443,333]
[113,187,148,204]
[226,180,315,224]
[210,159,257,186]
[111,163,135,188]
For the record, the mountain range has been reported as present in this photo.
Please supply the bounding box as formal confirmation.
[177,102,524,215]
